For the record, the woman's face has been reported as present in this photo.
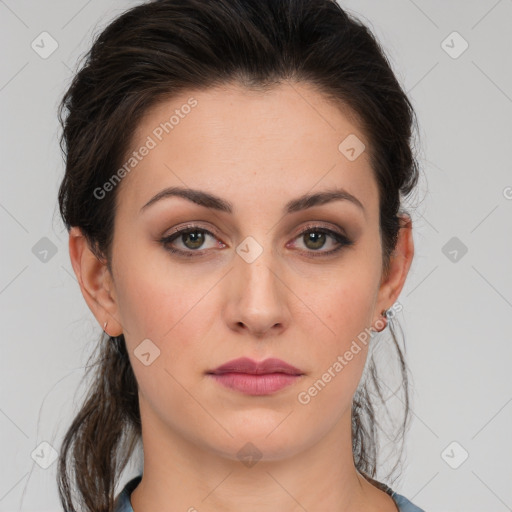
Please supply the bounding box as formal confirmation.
[84,82,411,462]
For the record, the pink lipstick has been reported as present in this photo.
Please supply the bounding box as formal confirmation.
[207,357,304,395]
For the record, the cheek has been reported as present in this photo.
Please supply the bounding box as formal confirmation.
[291,261,378,403]
[113,249,219,377]
[115,262,213,415]
[294,279,373,425]
[113,241,200,337]
[297,267,378,345]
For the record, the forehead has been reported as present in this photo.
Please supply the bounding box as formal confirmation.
[115,81,378,220]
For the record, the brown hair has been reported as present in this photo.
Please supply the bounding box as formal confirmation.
[57,1,420,510]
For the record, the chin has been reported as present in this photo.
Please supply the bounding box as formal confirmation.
[206,422,311,463]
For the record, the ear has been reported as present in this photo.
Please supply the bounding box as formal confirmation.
[372,213,414,330]
[68,226,123,337]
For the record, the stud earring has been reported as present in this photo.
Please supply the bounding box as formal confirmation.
[371,309,389,333]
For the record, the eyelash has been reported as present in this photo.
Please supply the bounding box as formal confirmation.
[159,223,354,258]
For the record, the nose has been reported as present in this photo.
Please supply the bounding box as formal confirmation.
[224,245,290,338]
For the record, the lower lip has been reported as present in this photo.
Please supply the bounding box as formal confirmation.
[208,372,302,395]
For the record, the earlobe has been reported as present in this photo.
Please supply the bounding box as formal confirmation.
[68,227,124,337]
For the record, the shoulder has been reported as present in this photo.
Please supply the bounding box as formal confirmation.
[366,476,426,512]
[389,490,426,512]
[113,475,142,512]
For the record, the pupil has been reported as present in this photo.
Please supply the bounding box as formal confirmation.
[184,231,204,248]
[306,232,325,249]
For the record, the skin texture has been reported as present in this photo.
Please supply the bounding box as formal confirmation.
[69,81,414,512]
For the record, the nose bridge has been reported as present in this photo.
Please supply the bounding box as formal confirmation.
[228,233,289,334]
[236,234,280,301]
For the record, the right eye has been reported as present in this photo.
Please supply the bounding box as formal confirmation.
[159,225,225,257]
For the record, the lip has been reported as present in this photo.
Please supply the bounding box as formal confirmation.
[208,357,303,376]
[206,357,304,396]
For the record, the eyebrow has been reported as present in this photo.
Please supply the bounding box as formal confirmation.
[140,186,365,215]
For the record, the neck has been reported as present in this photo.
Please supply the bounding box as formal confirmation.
[129,398,396,512]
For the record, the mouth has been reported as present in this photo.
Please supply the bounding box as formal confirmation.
[207,356,304,376]
[206,357,304,395]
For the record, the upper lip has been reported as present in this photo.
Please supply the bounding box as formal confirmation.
[208,357,303,375]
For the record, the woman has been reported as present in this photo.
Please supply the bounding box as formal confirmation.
[57,0,424,510]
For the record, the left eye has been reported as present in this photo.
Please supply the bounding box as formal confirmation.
[293,227,347,252]
[160,225,353,257]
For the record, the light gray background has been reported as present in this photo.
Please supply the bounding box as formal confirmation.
[1,1,511,511]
